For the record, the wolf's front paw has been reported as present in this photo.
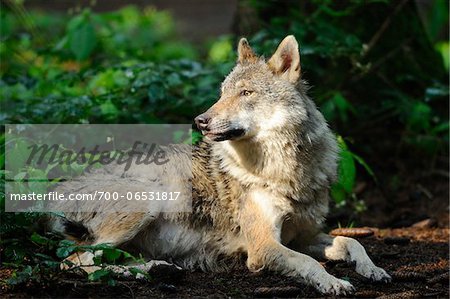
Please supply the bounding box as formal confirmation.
[314,276,355,296]
[357,264,391,282]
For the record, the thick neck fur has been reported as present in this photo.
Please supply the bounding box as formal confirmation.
[217,130,299,182]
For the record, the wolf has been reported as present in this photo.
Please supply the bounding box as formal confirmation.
[53,35,391,295]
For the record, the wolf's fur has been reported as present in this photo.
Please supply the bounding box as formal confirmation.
[53,36,390,295]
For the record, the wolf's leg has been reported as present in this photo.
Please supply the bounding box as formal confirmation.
[248,240,354,295]
[61,212,156,273]
[242,190,354,295]
[305,233,391,282]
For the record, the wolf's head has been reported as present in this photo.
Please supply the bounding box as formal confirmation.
[195,35,308,142]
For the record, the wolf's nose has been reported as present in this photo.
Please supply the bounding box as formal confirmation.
[194,113,211,131]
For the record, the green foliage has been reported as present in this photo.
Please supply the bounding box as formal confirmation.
[435,42,449,70]
[0,4,221,126]
[331,136,374,207]
[67,10,98,61]
[1,59,226,124]
[208,36,234,63]
[2,228,145,288]
[321,92,356,124]
[2,229,63,287]
[420,0,449,43]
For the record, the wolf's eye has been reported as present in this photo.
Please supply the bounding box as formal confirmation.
[240,90,253,97]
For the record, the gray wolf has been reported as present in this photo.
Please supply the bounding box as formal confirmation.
[52,35,391,295]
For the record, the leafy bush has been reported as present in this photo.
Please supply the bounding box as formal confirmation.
[1,4,222,125]
[3,228,146,288]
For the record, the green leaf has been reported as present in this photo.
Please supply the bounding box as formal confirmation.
[30,232,49,245]
[331,184,347,205]
[166,73,182,86]
[209,38,233,63]
[88,269,111,281]
[122,251,134,260]
[28,168,49,195]
[6,266,33,285]
[93,254,102,266]
[99,99,119,118]
[321,92,356,123]
[102,248,122,263]
[69,21,97,61]
[56,246,77,258]
[7,139,31,178]
[191,131,203,145]
[337,149,356,193]
[172,130,186,143]
[435,42,449,70]
[29,168,47,180]
[148,83,166,102]
[431,121,449,134]
[42,260,61,268]
[321,99,336,122]
[58,240,75,247]
[0,153,4,169]
[407,102,432,131]
[333,136,355,195]
[14,172,27,181]
[352,153,376,180]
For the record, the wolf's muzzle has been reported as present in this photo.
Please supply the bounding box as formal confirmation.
[194,113,211,131]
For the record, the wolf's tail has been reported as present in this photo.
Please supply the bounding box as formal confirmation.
[52,216,94,243]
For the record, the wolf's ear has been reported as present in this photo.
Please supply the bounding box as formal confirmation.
[267,35,301,83]
[237,38,257,64]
